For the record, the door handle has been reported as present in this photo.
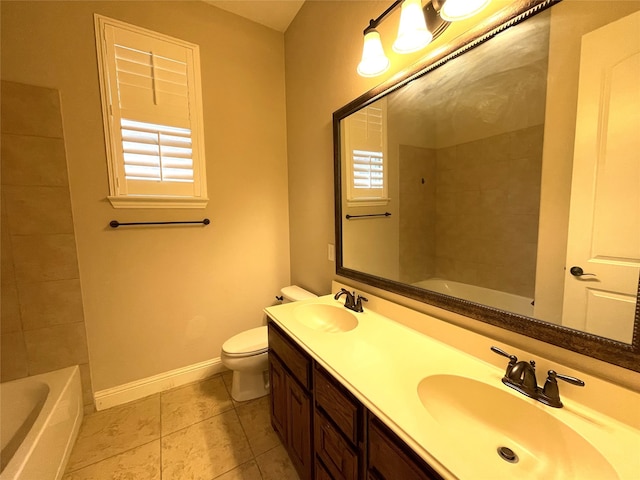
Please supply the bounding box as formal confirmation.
[569,266,596,277]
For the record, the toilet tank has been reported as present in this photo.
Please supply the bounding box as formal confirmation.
[281,285,317,303]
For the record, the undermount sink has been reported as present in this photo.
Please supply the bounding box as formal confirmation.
[417,375,618,479]
[293,303,358,333]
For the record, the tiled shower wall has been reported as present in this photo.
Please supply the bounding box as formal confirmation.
[398,144,437,284]
[434,125,543,297]
[1,81,93,409]
[398,125,543,297]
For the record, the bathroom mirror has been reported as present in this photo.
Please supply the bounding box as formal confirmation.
[334,0,640,372]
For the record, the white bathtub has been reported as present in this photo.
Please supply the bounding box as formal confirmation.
[0,366,83,480]
[413,278,534,317]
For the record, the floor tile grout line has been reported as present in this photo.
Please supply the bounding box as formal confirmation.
[254,443,291,480]
[159,403,236,439]
[233,397,258,459]
[63,438,160,475]
[221,373,270,479]
[160,375,233,478]
[255,454,267,480]
[159,375,235,438]
[209,457,257,480]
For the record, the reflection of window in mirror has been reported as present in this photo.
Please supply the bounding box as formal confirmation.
[343,98,389,206]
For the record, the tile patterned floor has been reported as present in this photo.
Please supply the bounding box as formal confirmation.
[63,372,300,480]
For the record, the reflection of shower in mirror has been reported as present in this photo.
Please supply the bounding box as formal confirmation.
[413,278,534,317]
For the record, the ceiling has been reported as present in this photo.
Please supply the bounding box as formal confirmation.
[204,0,305,32]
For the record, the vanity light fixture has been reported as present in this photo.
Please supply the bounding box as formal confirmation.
[357,29,390,77]
[357,0,491,77]
[393,0,432,54]
[438,0,492,21]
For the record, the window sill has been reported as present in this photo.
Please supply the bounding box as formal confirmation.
[108,196,209,209]
[346,198,390,208]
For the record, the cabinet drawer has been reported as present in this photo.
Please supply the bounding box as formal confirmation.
[315,410,359,480]
[314,365,360,444]
[368,417,442,480]
[268,321,311,389]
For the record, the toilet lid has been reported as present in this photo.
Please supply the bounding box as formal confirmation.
[222,326,268,356]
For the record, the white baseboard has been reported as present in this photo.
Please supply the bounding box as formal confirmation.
[93,358,227,411]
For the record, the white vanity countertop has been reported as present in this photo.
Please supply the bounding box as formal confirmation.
[265,294,640,480]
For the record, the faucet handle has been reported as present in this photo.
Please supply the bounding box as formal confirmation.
[549,370,585,387]
[491,346,519,378]
[540,370,585,408]
[491,346,518,363]
[355,295,368,312]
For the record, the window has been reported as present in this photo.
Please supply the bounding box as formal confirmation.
[94,15,208,208]
[343,99,388,205]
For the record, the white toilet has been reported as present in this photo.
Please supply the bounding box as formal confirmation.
[221,285,316,401]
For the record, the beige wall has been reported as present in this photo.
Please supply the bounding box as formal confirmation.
[1,81,93,408]
[2,1,290,393]
[284,0,640,390]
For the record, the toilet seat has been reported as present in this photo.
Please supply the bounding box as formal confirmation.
[222,326,268,357]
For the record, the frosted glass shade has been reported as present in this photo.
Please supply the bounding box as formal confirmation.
[392,0,432,54]
[357,30,390,77]
[440,0,491,21]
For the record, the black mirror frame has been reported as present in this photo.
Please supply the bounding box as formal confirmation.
[333,0,640,373]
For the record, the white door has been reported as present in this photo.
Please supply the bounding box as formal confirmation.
[562,11,640,343]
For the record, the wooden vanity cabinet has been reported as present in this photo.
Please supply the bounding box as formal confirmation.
[268,319,444,480]
[268,321,313,480]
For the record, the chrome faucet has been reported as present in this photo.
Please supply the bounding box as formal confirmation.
[334,288,368,313]
[491,346,584,407]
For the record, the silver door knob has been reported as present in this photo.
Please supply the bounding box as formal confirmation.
[569,266,596,277]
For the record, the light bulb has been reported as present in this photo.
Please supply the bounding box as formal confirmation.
[357,30,390,77]
[440,0,491,22]
[393,0,432,54]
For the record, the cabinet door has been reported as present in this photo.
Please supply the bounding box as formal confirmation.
[269,354,287,443]
[315,410,359,480]
[287,376,312,480]
[368,417,443,480]
[316,459,335,480]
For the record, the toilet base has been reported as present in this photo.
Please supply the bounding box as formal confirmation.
[230,369,270,402]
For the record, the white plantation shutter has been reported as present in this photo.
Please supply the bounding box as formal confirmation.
[353,149,384,189]
[344,100,388,203]
[120,119,193,183]
[95,15,207,207]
